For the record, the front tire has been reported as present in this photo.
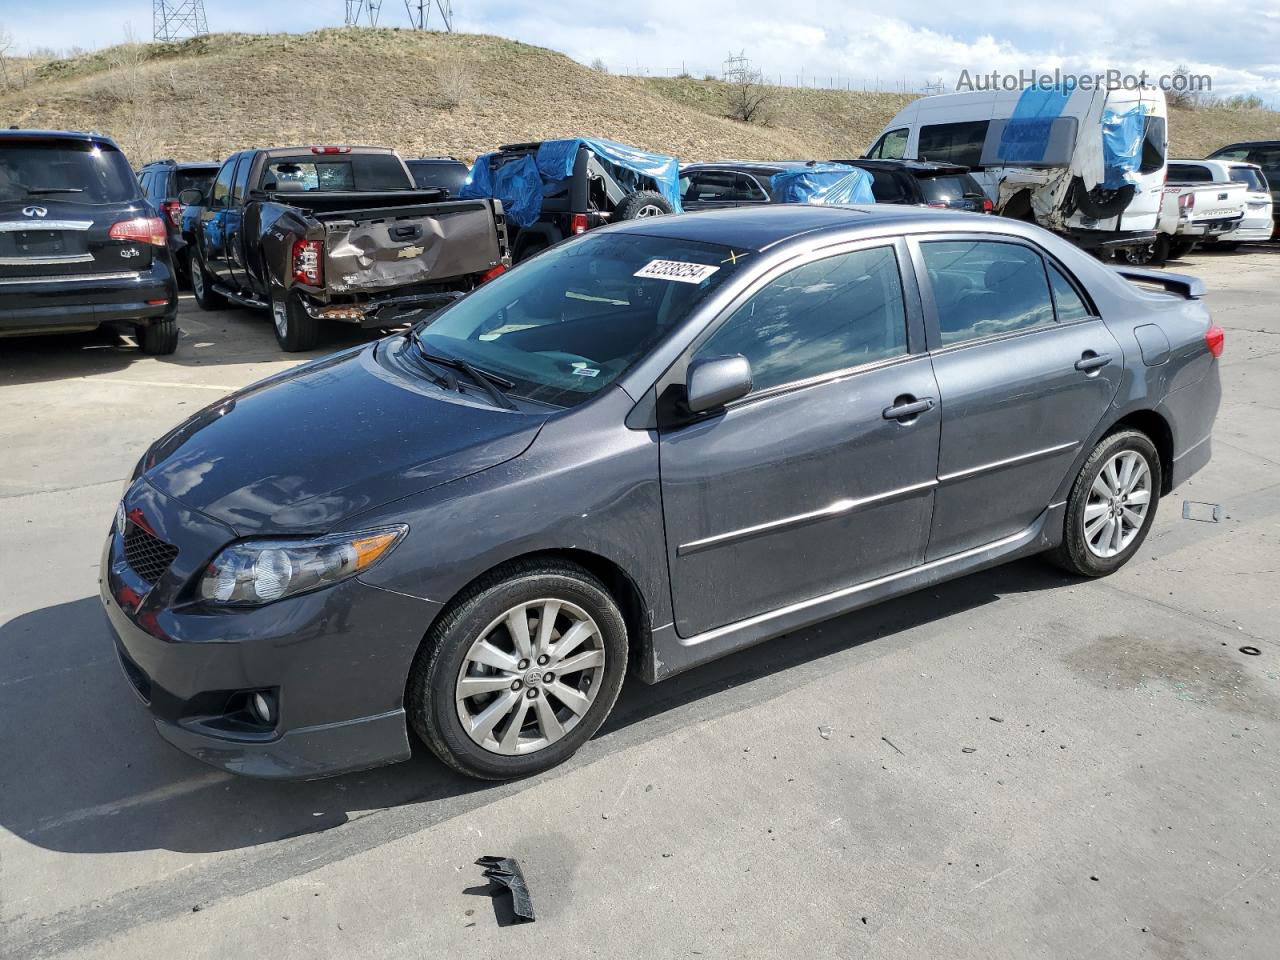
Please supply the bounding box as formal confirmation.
[270,290,321,352]
[1049,429,1162,577]
[189,250,227,311]
[406,559,628,780]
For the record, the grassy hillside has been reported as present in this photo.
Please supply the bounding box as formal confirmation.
[3,28,1277,167]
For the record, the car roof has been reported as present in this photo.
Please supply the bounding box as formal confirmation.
[607,203,990,251]
[835,158,972,175]
[0,128,121,147]
[142,159,221,170]
[1210,141,1280,152]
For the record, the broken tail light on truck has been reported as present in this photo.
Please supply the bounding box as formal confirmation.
[109,217,167,247]
[291,238,324,287]
[570,213,589,235]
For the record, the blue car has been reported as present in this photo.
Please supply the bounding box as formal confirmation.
[103,205,1222,781]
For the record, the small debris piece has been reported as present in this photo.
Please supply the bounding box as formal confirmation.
[476,856,536,923]
[1182,501,1221,523]
[881,736,904,755]
[818,725,833,740]
[1240,646,1261,656]
[961,747,977,754]
[1090,876,1099,882]
[989,716,1004,723]
[191,905,202,913]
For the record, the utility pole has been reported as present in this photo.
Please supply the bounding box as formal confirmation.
[404,0,453,30]
[345,1,383,26]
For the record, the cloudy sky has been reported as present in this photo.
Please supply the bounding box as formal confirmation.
[7,0,1280,105]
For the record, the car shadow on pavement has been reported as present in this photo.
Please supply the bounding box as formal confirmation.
[0,558,1077,857]
[0,308,377,389]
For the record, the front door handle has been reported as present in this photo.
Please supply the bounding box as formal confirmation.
[883,396,935,421]
[1075,351,1113,373]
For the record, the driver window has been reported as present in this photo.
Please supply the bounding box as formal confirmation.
[209,160,236,210]
[697,246,908,394]
[869,128,909,160]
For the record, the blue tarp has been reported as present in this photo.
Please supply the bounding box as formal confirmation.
[458,152,544,227]
[459,137,682,228]
[769,164,875,205]
[1101,106,1145,190]
[997,85,1071,164]
[535,138,683,213]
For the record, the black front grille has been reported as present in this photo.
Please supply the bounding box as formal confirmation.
[122,522,178,584]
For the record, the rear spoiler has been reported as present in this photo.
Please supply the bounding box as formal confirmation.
[1111,266,1206,300]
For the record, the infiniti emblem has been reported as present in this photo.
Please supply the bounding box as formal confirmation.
[22,205,48,218]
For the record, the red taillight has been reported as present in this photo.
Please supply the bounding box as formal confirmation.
[291,238,323,287]
[160,199,182,228]
[1205,324,1225,358]
[982,197,994,213]
[480,264,507,284]
[109,216,167,247]
[1179,192,1195,212]
[925,201,948,209]
[569,213,589,235]
[311,146,352,155]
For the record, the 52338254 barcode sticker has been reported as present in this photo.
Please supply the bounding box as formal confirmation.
[633,260,720,284]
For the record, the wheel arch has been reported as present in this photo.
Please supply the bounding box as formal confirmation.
[413,546,655,683]
[1104,408,1175,494]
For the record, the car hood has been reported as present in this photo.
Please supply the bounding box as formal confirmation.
[142,340,548,533]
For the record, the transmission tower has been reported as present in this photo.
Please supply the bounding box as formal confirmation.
[152,0,210,42]
[345,1,383,26]
[404,0,454,31]
[722,50,751,83]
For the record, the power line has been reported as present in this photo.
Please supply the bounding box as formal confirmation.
[152,0,210,42]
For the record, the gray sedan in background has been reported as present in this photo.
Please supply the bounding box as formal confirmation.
[102,205,1222,782]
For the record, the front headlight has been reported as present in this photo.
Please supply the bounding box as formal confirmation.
[198,525,407,606]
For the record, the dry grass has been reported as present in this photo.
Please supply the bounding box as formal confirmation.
[1,28,1275,167]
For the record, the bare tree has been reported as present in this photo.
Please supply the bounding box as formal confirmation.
[433,56,472,110]
[725,68,772,124]
[0,24,14,88]
[590,57,609,75]
[103,25,163,164]
[1166,65,1200,109]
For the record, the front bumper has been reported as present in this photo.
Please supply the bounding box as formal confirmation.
[0,261,177,337]
[100,481,439,779]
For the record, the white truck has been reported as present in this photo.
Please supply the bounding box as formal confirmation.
[1124,161,1252,264]
[866,84,1168,257]
[1168,158,1272,249]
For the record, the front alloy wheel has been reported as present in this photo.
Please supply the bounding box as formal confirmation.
[407,559,628,780]
[455,599,606,755]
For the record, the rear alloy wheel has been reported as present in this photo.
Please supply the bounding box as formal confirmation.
[137,318,179,355]
[1048,429,1161,577]
[270,291,321,352]
[190,250,227,311]
[407,559,628,780]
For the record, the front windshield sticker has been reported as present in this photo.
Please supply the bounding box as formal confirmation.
[633,259,720,284]
[572,366,601,377]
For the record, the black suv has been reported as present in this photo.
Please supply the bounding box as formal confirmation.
[834,159,992,213]
[0,130,178,354]
[405,156,469,196]
[138,159,220,277]
[679,161,804,210]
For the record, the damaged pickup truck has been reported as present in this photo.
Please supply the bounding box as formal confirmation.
[182,146,509,350]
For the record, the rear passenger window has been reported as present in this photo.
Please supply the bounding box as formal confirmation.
[1047,264,1093,323]
[922,240,1055,345]
[698,246,908,393]
[918,121,989,168]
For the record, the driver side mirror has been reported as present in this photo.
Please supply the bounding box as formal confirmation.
[686,355,752,414]
[177,187,204,206]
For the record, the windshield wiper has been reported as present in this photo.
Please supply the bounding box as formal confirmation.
[26,187,85,195]
[408,332,517,410]
[401,335,460,391]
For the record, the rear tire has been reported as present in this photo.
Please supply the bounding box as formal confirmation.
[1048,429,1162,577]
[190,250,227,311]
[270,290,321,352]
[406,558,628,780]
[137,318,179,355]
[1167,239,1196,260]
[616,190,673,220]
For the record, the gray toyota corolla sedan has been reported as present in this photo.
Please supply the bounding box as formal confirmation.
[102,205,1222,781]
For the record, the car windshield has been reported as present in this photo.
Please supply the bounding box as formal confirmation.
[414,232,747,408]
[175,169,217,197]
[917,174,984,203]
[408,161,468,195]
[1229,167,1268,191]
[0,139,139,204]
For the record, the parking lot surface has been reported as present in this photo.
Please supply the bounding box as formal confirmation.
[2,248,1278,959]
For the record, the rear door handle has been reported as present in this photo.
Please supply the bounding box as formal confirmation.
[1075,352,1113,373]
[883,396,935,421]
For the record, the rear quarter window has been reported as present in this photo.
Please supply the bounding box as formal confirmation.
[918,122,989,169]
[917,175,982,204]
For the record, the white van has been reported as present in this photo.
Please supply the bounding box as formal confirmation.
[866,85,1168,255]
